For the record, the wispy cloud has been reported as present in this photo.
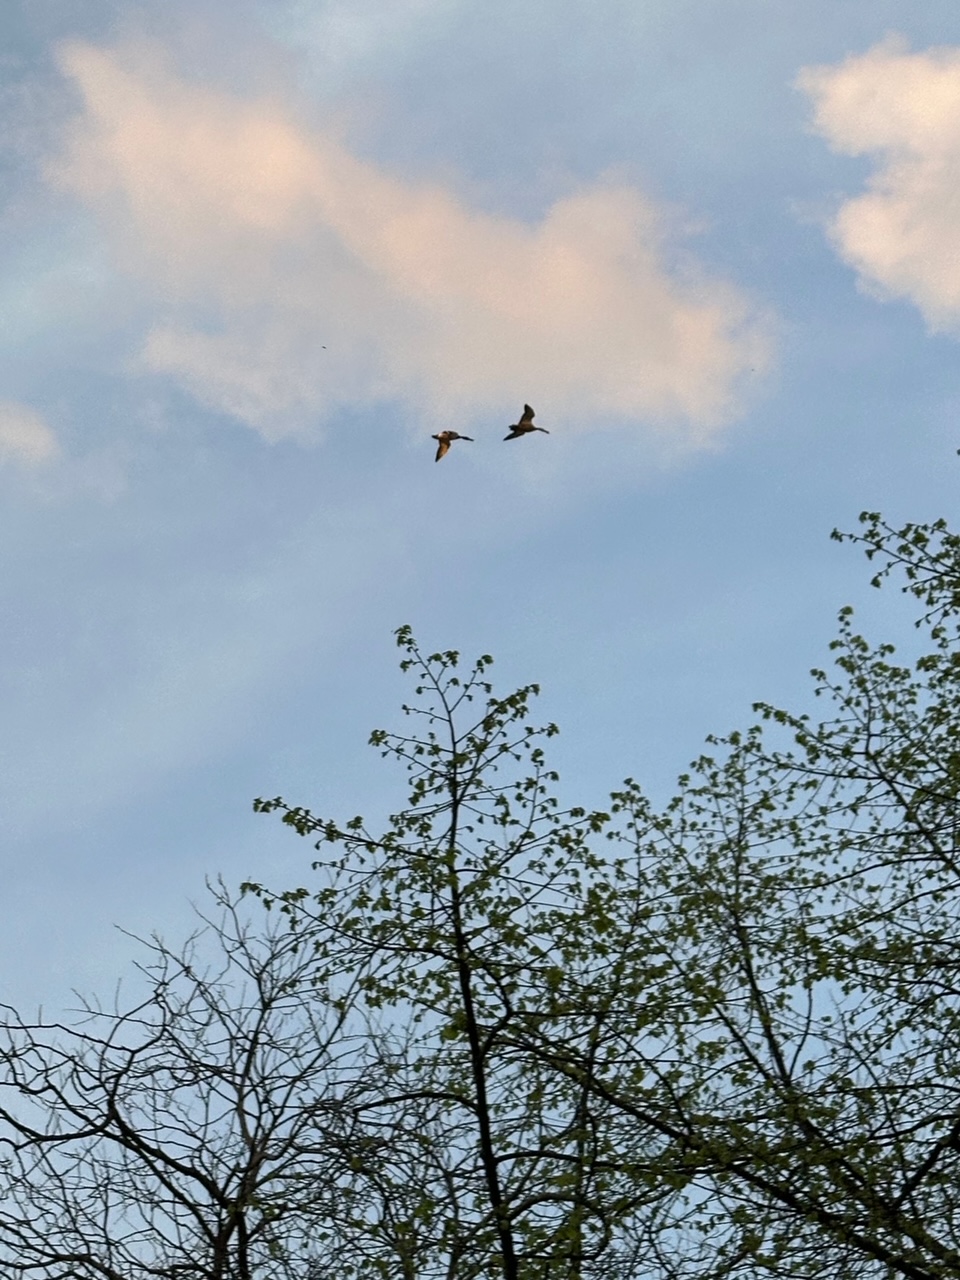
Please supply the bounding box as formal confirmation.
[0,401,59,464]
[48,39,770,445]
[800,36,960,332]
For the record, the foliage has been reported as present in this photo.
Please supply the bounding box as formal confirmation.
[247,514,960,1280]
[246,628,654,1280]
[4,512,960,1280]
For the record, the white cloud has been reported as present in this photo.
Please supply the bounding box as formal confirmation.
[49,39,770,443]
[799,36,960,331]
[0,401,59,464]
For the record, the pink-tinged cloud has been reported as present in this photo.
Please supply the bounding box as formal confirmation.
[0,401,59,464]
[50,40,770,442]
[800,37,960,331]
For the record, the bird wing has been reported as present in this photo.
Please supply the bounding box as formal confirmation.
[521,404,535,423]
[435,437,450,461]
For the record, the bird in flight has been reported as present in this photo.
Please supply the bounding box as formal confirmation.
[432,430,474,461]
[504,404,549,441]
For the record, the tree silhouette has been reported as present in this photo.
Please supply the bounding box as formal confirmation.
[5,513,960,1279]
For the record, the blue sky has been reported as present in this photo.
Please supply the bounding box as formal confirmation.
[4,0,960,1009]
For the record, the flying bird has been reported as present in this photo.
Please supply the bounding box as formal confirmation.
[432,430,474,461]
[504,404,549,441]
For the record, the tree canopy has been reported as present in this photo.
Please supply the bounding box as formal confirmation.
[3,512,960,1280]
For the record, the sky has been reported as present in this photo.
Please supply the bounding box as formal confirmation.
[4,0,960,1011]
